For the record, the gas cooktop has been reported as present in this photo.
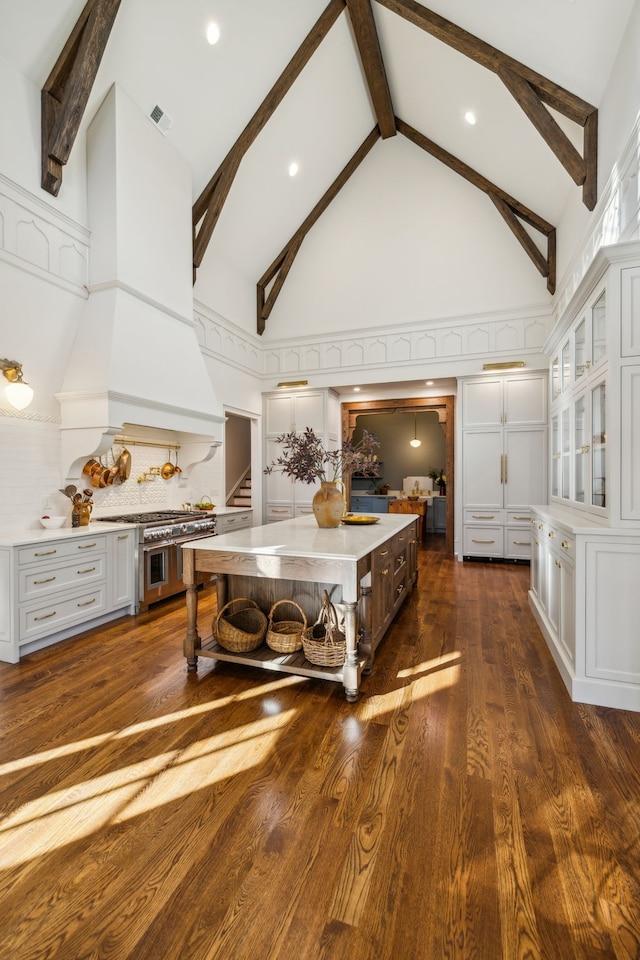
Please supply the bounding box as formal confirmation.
[96,510,206,525]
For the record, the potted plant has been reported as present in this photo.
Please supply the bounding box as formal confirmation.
[264,427,381,527]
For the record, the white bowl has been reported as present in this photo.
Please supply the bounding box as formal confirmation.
[40,516,67,529]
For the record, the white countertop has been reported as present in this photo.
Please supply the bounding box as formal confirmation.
[213,506,253,515]
[0,520,138,548]
[182,513,416,561]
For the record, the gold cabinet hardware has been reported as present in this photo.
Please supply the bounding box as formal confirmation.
[35,549,57,557]
[33,576,56,585]
[513,541,531,546]
[472,539,495,544]
[381,568,389,575]
[472,514,495,519]
[77,567,96,575]
[117,534,129,540]
[555,559,561,567]
[34,610,56,621]
[581,444,590,454]
[561,540,571,549]
[77,598,97,608]
[513,516,530,521]
[548,531,556,537]
[78,542,97,549]
[538,523,543,530]
[379,550,389,556]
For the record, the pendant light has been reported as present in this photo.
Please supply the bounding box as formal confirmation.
[409,412,421,448]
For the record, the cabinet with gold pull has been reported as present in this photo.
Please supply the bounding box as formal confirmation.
[0,527,136,663]
[460,372,547,561]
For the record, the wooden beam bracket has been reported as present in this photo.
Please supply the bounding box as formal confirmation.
[41,0,122,197]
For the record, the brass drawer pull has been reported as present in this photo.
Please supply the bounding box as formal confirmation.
[472,539,495,544]
[561,540,571,549]
[513,516,530,521]
[34,611,56,621]
[381,569,389,576]
[548,531,556,538]
[33,576,56,585]
[77,542,98,549]
[513,541,531,546]
[77,567,96,574]
[34,549,57,557]
[77,598,97,608]
[379,550,389,556]
[472,514,495,519]
[117,534,129,540]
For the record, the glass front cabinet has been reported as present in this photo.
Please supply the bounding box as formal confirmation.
[548,283,607,519]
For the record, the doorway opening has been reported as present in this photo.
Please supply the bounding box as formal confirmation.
[342,395,454,553]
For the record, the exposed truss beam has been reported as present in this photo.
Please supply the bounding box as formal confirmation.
[257,128,381,334]
[41,0,122,197]
[345,0,396,138]
[397,117,556,294]
[376,0,598,209]
[193,0,347,275]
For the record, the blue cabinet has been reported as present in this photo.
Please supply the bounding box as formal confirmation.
[350,495,391,514]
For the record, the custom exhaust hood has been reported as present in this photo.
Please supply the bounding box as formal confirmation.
[57,84,224,478]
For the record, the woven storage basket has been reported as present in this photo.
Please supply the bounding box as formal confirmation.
[214,598,267,652]
[302,591,346,667]
[266,600,307,654]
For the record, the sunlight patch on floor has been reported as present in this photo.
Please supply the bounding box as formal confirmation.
[0,710,296,868]
[0,674,302,777]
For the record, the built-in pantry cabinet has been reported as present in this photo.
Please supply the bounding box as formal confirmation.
[530,241,640,711]
[458,372,547,561]
[263,388,340,523]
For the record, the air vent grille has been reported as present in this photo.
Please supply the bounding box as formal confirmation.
[148,104,173,136]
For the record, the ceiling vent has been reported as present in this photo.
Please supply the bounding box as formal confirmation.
[149,104,173,135]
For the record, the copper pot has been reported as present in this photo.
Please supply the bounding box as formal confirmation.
[117,448,131,483]
[83,458,100,477]
[161,450,175,480]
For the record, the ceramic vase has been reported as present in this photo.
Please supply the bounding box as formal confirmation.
[312,481,345,528]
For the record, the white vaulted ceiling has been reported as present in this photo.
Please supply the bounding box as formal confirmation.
[0,0,636,337]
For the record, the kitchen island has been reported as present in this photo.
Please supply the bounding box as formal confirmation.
[181,513,418,700]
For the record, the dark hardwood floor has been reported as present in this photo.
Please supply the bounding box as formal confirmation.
[1,538,640,960]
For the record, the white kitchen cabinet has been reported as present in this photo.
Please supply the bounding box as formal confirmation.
[459,372,547,561]
[214,510,253,535]
[263,388,340,522]
[110,529,136,608]
[531,241,640,711]
[0,527,136,663]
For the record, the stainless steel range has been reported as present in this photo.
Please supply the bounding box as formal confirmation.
[95,510,216,612]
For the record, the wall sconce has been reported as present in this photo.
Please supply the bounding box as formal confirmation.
[1,359,34,410]
[409,412,421,448]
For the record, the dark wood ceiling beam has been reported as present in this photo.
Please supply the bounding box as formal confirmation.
[193,0,346,272]
[345,0,396,138]
[498,67,586,185]
[257,127,381,333]
[375,0,597,209]
[396,118,552,233]
[397,117,556,294]
[41,0,122,197]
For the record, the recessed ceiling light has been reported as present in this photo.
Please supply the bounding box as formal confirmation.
[426,380,434,386]
[464,110,477,125]
[288,162,299,177]
[206,22,220,45]
[354,387,360,392]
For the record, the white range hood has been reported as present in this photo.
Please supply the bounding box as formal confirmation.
[57,84,225,477]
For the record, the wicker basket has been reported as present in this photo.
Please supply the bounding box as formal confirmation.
[302,591,346,667]
[266,600,307,654]
[214,598,267,652]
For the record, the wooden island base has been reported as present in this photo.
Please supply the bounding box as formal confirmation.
[181,514,419,700]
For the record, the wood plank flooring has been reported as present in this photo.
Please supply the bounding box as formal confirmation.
[1,538,640,960]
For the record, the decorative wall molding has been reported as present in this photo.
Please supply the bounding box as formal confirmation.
[0,404,61,423]
[0,172,89,296]
[554,110,640,322]
[195,298,552,381]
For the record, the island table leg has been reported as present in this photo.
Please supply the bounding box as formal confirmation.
[342,600,359,702]
[183,549,199,672]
